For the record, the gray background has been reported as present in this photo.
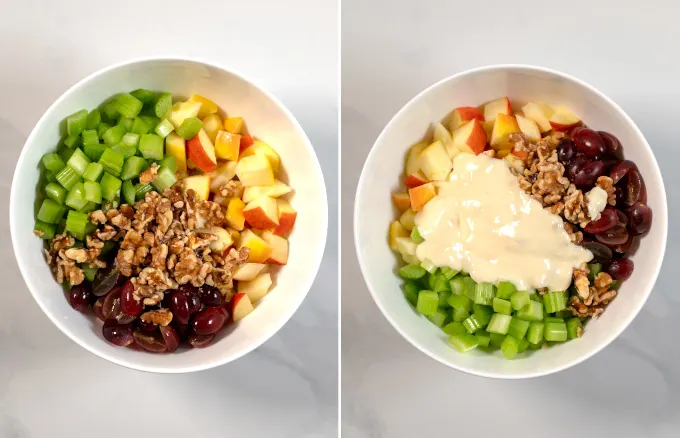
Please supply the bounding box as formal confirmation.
[0,1,338,437]
[342,1,679,437]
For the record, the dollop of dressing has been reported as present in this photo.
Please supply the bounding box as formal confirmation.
[586,186,608,221]
[414,154,592,291]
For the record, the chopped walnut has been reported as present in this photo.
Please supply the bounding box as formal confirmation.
[90,210,107,224]
[563,222,583,244]
[140,308,173,326]
[43,233,103,286]
[64,248,88,263]
[218,180,244,199]
[573,263,590,299]
[139,162,159,185]
[596,176,616,206]
[563,184,589,227]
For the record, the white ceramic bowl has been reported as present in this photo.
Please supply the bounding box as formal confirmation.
[10,57,328,373]
[355,65,667,379]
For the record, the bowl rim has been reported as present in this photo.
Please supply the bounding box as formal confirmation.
[10,55,328,373]
[354,63,668,379]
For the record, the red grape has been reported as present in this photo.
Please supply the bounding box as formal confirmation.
[92,268,123,297]
[120,280,142,317]
[607,258,634,281]
[566,156,590,181]
[103,320,133,347]
[93,298,106,321]
[198,284,223,307]
[136,319,158,334]
[573,128,606,158]
[101,287,121,320]
[168,290,194,325]
[188,333,215,348]
[573,160,604,188]
[615,209,628,227]
[69,284,92,313]
[582,240,613,263]
[568,126,584,137]
[133,331,167,353]
[614,234,637,254]
[160,325,180,353]
[628,203,652,236]
[583,207,618,234]
[557,139,577,163]
[598,131,624,159]
[191,307,227,335]
[626,168,646,207]
[595,224,629,246]
[610,160,635,184]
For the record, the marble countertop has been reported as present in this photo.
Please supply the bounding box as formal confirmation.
[0,1,338,437]
[341,0,680,437]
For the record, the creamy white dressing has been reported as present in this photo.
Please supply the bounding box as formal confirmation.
[586,186,608,221]
[414,154,592,291]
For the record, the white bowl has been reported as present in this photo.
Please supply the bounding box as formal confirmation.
[355,65,667,379]
[10,57,328,373]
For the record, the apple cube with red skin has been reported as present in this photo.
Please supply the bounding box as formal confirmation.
[237,272,272,303]
[549,106,581,131]
[452,119,487,155]
[243,196,279,229]
[450,107,484,131]
[409,182,436,211]
[239,229,273,263]
[186,129,217,173]
[392,192,411,211]
[483,97,512,122]
[262,230,288,265]
[521,102,554,133]
[404,171,428,188]
[232,293,254,322]
[273,199,296,236]
[233,263,267,281]
[240,134,255,153]
[242,180,291,203]
[490,114,521,150]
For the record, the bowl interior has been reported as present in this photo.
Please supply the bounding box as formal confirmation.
[355,66,667,378]
[11,58,327,372]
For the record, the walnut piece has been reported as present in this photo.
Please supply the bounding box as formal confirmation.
[139,162,159,185]
[596,176,616,206]
[140,308,173,326]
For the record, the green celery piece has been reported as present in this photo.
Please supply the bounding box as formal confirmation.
[449,276,466,296]
[112,93,143,118]
[475,330,491,348]
[100,97,121,123]
[83,181,102,203]
[430,273,449,293]
[45,182,66,204]
[438,290,451,308]
[36,199,65,224]
[420,258,437,274]
[411,226,424,244]
[176,117,202,139]
[474,282,495,305]
[140,115,160,129]
[81,129,99,146]
[518,338,530,353]
[398,264,426,280]
[448,334,479,353]
[66,148,91,175]
[508,317,530,340]
[511,290,530,311]
[158,156,177,173]
[439,267,458,280]
[97,122,112,138]
[82,266,98,282]
[112,143,137,159]
[544,322,568,342]
[138,134,164,160]
[492,297,512,315]
[65,183,88,210]
[120,156,148,181]
[473,304,494,326]
[516,300,544,322]
[82,162,104,182]
[403,281,420,307]
[118,117,134,132]
[452,306,469,323]
[42,153,65,172]
[34,220,56,239]
[153,92,173,118]
[443,322,467,336]
[462,277,477,300]
[501,335,520,359]
[489,332,506,349]
[527,322,545,345]
[544,316,564,323]
[448,294,472,312]
[496,281,517,300]
[86,109,101,130]
[45,171,57,183]
[58,144,75,162]
[55,166,80,190]
[150,166,176,190]
[610,280,622,290]
[65,210,94,239]
[100,172,122,201]
[98,148,125,176]
[101,241,117,257]
[102,125,127,146]
[122,132,140,147]
[487,313,512,335]
[122,180,136,205]
[66,109,88,136]
[79,202,97,213]
[134,183,154,201]
[529,293,542,303]
[543,291,567,314]
[154,119,174,138]
[63,134,80,149]
[427,309,449,327]
[588,263,603,281]
[566,318,583,339]
[130,88,156,104]
[131,117,151,135]
[416,290,438,317]
[462,314,483,334]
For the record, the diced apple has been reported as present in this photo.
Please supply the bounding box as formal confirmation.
[242,180,291,203]
[392,192,411,212]
[233,263,267,281]
[273,199,297,236]
[399,208,416,231]
[239,140,280,174]
[182,174,211,200]
[409,182,436,212]
[483,97,512,122]
[450,107,485,131]
[209,161,238,193]
[214,130,240,161]
[196,226,233,252]
[186,129,217,173]
[165,132,187,175]
[549,106,581,131]
[521,102,554,133]
[515,114,541,142]
[188,94,218,118]
[232,293,254,322]
[418,141,452,181]
[405,141,427,176]
[168,101,202,129]
[238,229,273,263]
[389,221,409,250]
[237,273,272,303]
[240,134,255,152]
[404,171,428,189]
[490,113,521,150]
[225,197,246,231]
[433,122,461,160]
[402,253,420,265]
[261,230,288,265]
[511,149,528,160]
[235,154,274,187]
[395,237,417,256]
[481,120,494,139]
[224,117,244,134]
[202,114,224,143]
[243,196,279,229]
[452,119,487,155]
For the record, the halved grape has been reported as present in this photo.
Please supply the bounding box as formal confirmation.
[610,160,635,184]
[615,209,628,227]
[101,287,121,320]
[103,320,133,347]
[598,131,624,159]
[628,203,652,236]
[596,224,629,246]
[198,284,223,307]
[607,258,634,280]
[191,307,227,335]
[626,168,646,207]
[93,298,106,321]
[188,333,215,348]
[566,156,590,181]
[120,280,142,317]
[160,325,180,353]
[69,284,92,313]
[136,319,158,334]
[582,240,613,263]
[573,160,604,188]
[168,289,195,325]
[557,139,577,164]
[583,207,617,234]
[133,331,167,353]
[92,268,123,297]
[574,128,606,158]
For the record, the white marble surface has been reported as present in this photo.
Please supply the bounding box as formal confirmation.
[342,1,679,436]
[0,1,338,437]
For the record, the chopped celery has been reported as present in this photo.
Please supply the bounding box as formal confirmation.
[411,226,424,244]
[118,117,134,131]
[158,156,177,173]
[122,179,136,205]
[398,264,426,280]
[452,306,469,322]
[518,338,530,353]
[438,290,451,307]
[427,309,449,327]
[112,93,143,118]
[42,153,65,172]
[37,199,65,224]
[140,115,160,129]
[63,134,80,149]
[82,162,104,182]
[153,92,173,118]
[543,291,567,314]
[508,317,530,340]
[492,297,512,315]
[448,334,479,353]
[529,293,542,303]
[139,134,164,160]
[501,335,520,359]
[440,267,458,280]
[566,318,583,339]
[66,109,88,136]
[98,148,125,176]
[487,313,512,335]
[429,273,449,293]
[45,171,57,183]
[58,144,75,162]
[83,142,107,162]
[544,316,564,323]
[489,332,506,348]
[516,300,544,322]
[510,290,530,311]
[588,263,602,281]
[86,109,101,130]
[79,202,97,213]
[66,148,91,175]
[45,182,66,204]
[34,220,56,239]
[100,97,120,123]
[65,183,88,210]
[544,322,568,342]
[463,314,483,334]
[102,124,127,146]
[443,322,467,336]
[448,294,471,312]
[134,183,154,200]
[176,117,202,139]
[475,330,491,348]
[130,88,156,104]
[65,210,94,239]
[610,280,622,290]
[122,132,140,147]
[82,266,98,282]
[496,281,517,300]
[155,119,174,138]
[449,276,466,295]
[81,129,99,146]
[112,143,137,159]
[462,277,477,300]
[55,165,80,190]
[131,117,151,135]
[97,122,112,138]
[120,156,148,181]
[473,304,494,326]
[101,241,117,257]
[403,281,420,307]
[100,172,122,201]
[474,282,495,305]
[527,322,545,345]
[416,290,439,317]
[83,181,102,203]
[556,310,573,319]
[420,258,437,274]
